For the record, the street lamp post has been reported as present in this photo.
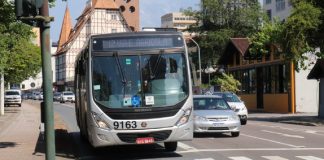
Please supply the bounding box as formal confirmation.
[187,37,201,86]
[205,66,216,86]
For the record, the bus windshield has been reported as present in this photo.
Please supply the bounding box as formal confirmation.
[92,52,189,109]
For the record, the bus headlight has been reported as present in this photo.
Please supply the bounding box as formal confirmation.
[91,112,111,130]
[176,107,192,126]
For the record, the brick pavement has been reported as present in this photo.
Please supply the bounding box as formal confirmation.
[0,101,74,160]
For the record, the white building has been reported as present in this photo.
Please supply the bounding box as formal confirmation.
[161,12,196,32]
[263,0,319,113]
[54,0,131,91]
[263,0,293,21]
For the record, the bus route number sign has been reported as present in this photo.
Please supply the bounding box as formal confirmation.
[113,121,137,129]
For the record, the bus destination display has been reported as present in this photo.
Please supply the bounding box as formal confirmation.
[92,36,183,51]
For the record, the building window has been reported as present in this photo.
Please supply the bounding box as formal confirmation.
[263,64,288,93]
[266,9,272,20]
[120,6,125,12]
[111,14,117,20]
[22,84,25,89]
[266,0,271,4]
[129,6,135,13]
[276,0,285,11]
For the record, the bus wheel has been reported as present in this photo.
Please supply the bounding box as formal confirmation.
[164,142,177,152]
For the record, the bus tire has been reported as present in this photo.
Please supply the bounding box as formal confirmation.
[164,142,177,152]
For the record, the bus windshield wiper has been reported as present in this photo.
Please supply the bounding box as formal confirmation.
[150,50,164,79]
[114,52,127,85]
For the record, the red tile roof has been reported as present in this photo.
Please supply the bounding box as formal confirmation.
[230,38,250,56]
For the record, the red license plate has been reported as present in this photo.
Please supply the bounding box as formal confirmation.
[136,137,154,144]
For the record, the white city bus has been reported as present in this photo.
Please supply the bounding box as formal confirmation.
[74,31,193,151]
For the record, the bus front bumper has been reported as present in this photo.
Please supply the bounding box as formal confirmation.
[88,122,193,148]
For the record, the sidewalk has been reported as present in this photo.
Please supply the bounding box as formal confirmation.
[248,112,324,126]
[0,101,74,160]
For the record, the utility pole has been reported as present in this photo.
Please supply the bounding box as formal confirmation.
[14,0,55,159]
[0,73,4,116]
[39,0,55,159]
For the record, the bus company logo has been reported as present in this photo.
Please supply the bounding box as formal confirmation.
[134,108,152,112]
[141,122,147,128]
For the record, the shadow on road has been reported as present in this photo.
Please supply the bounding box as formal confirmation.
[0,142,17,148]
[194,133,234,138]
[72,131,183,160]
[33,129,183,159]
[33,129,76,159]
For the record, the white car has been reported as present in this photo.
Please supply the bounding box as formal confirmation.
[4,90,22,107]
[60,91,75,103]
[193,95,241,137]
[213,92,248,125]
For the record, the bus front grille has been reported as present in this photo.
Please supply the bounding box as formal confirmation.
[117,130,172,143]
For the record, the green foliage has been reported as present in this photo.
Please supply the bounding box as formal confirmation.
[0,0,41,84]
[211,73,241,93]
[283,1,321,70]
[249,0,323,71]
[184,0,263,68]
[249,19,284,56]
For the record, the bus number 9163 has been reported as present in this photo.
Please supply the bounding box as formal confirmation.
[113,121,137,129]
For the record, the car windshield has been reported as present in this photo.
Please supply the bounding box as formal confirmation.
[223,93,241,102]
[92,52,189,109]
[193,97,231,110]
[5,91,20,95]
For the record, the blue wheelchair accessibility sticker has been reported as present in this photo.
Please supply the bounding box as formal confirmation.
[131,95,140,107]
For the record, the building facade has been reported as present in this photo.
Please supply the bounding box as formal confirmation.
[219,38,319,113]
[161,12,196,32]
[114,0,139,31]
[55,0,134,91]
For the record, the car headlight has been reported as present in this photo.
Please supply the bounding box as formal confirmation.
[194,115,208,121]
[176,107,192,126]
[229,115,239,121]
[91,112,111,130]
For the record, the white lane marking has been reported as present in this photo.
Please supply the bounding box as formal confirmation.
[241,134,304,148]
[262,130,305,139]
[176,148,324,154]
[229,156,253,160]
[178,142,198,151]
[252,122,324,137]
[194,158,214,160]
[297,156,324,160]
[262,156,289,160]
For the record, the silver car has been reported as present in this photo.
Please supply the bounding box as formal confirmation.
[193,95,241,137]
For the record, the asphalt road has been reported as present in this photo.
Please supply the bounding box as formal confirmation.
[53,102,324,160]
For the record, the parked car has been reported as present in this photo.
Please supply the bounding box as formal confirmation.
[4,90,22,107]
[32,92,41,100]
[53,92,61,102]
[60,91,75,103]
[213,92,248,125]
[193,95,241,137]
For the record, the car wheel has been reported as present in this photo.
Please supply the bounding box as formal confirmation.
[164,142,177,152]
[241,119,247,125]
[231,132,240,137]
[18,104,21,107]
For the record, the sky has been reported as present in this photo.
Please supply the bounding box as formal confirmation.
[49,0,262,43]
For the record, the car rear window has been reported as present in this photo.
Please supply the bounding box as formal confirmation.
[5,91,20,95]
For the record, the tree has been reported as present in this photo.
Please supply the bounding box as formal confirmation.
[0,1,41,85]
[211,73,241,93]
[184,0,263,68]
[249,0,323,71]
